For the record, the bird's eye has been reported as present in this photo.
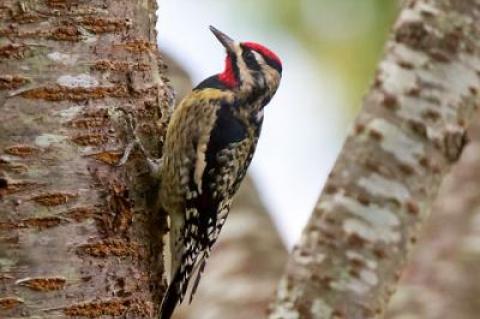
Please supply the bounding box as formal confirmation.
[243,50,256,64]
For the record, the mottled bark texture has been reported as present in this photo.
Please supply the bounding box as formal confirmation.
[385,112,480,319]
[174,177,288,319]
[0,1,172,318]
[269,0,480,318]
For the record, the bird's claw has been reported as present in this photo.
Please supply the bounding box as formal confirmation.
[116,108,163,176]
[116,139,137,167]
[116,108,140,167]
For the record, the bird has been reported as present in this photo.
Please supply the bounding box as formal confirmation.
[151,26,282,319]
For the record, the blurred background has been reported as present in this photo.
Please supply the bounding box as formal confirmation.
[156,2,480,319]
[156,0,398,246]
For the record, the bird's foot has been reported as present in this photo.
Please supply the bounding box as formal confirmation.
[116,108,163,176]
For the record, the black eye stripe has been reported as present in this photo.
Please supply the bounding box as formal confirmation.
[229,54,240,77]
[241,47,261,71]
[244,50,255,62]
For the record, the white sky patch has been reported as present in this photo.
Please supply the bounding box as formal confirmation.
[57,74,98,88]
[358,173,410,202]
[369,118,424,167]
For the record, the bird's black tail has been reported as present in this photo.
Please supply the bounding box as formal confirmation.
[159,270,182,319]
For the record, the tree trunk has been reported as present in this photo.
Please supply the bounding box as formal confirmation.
[0,1,171,318]
[385,111,480,319]
[269,0,480,318]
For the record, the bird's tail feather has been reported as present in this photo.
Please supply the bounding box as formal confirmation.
[159,270,182,319]
[189,253,208,303]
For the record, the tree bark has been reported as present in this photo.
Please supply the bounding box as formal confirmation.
[269,0,480,318]
[385,111,480,319]
[0,1,171,318]
[174,177,288,319]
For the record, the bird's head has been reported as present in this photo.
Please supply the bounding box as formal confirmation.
[210,26,282,98]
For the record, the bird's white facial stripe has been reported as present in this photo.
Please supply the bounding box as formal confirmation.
[235,47,255,90]
[254,52,274,78]
[252,51,264,64]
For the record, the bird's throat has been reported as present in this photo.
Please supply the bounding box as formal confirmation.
[218,56,238,89]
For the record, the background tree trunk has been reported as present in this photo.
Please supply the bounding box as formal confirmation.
[0,1,171,318]
[269,0,480,318]
[385,111,480,319]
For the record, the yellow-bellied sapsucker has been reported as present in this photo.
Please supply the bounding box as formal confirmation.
[125,26,282,319]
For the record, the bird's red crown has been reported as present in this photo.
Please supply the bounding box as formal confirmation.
[218,41,281,89]
[242,42,282,66]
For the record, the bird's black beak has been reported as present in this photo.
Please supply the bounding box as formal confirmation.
[209,26,236,54]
